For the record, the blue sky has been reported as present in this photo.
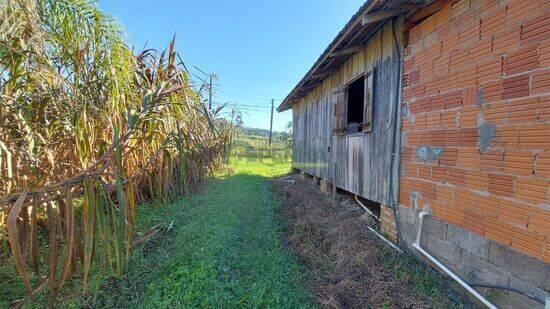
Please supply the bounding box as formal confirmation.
[100,0,365,132]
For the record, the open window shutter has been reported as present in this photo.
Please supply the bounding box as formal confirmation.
[332,86,346,135]
[362,71,373,132]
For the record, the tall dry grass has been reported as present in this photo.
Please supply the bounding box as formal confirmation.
[0,0,232,302]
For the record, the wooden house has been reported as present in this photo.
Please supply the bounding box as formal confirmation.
[278,0,550,306]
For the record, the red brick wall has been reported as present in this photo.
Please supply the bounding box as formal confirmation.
[399,0,550,262]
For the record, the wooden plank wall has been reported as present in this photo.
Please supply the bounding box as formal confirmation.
[292,19,403,205]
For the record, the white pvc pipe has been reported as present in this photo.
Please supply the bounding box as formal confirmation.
[413,209,498,309]
[366,225,403,253]
[355,194,381,222]
[278,179,295,189]
[353,196,402,253]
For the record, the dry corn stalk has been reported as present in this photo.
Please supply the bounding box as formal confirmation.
[0,0,233,301]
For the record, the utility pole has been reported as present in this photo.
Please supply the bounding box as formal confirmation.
[268,98,274,147]
[208,74,213,110]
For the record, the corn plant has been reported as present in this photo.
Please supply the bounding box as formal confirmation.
[0,0,231,303]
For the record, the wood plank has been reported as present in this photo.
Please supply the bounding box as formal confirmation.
[361,9,408,25]
[328,45,363,58]
[406,0,451,25]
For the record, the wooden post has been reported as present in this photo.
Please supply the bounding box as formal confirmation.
[268,98,274,147]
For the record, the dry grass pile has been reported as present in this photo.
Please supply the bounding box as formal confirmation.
[275,174,465,308]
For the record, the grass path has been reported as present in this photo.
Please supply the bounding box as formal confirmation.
[86,156,310,308]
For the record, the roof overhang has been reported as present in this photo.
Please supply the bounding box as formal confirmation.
[277,0,429,112]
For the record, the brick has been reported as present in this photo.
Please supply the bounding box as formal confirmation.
[511,227,544,260]
[534,152,550,177]
[411,97,431,114]
[502,74,529,100]
[425,111,441,129]
[521,13,550,43]
[518,124,550,149]
[485,218,512,245]
[531,69,550,95]
[413,114,427,131]
[445,90,463,109]
[493,26,521,56]
[459,106,479,127]
[406,162,419,178]
[431,94,446,111]
[433,56,450,77]
[465,170,489,191]
[419,165,432,180]
[527,206,550,237]
[448,167,466,188]
[412,85,425,99]
[444,204,465,228]
[414,179,437,201]
[419,63,434,83]
[494,125,519,148]
[515,177,549,204]
[442,28,460,53]
[426,42,442,64]
[477,57,502,83]
[457,147,479,168]
[469,38,493,62]
[540,39,550,67]
[507,97,539,124]
[440,110,458,129]
[538,95,550,121]
[481,101,506,124]
[440,71,458,93]
[450,49,469,71]
[455,65,477,88]
[421,15,436,38]
[462,86,477,106]
[425,78,440,95]
[481,8,506,37]
[489,173,516,197]
[459,20,481,47]
[480,150,504,171]
[452,0,470,20]
[445,130,461,146]
[480,80,502,103]
[403,58,414,74]
[498,199,530,228]
[463,210,485,235]
[409,25,422,46]
[461,127,478,147]
[455,188,475,210]
[507,0,550,26]
[440,148,458,166]
[475,193,500,218]
[504,46,538,75]
[432,166,449,183]
[503,150,535,176]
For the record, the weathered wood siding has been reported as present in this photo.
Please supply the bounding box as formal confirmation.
[292,20,403,205]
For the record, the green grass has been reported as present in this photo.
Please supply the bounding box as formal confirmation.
[21,138,308,308]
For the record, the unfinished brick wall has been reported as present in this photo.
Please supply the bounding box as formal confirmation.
[400,0,550,263]
[380,205,398,242]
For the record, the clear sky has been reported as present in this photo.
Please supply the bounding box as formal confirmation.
[99,0,365,132]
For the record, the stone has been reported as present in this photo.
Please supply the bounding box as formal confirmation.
[319,179,332,194]
[488,242,550,291]
[425,233,463,265]
[460,251,511,286]
[423,216,448,238]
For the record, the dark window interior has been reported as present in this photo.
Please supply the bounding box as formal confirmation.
[347,75,364,133]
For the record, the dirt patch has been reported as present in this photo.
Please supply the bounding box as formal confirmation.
[273,174,468,308]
